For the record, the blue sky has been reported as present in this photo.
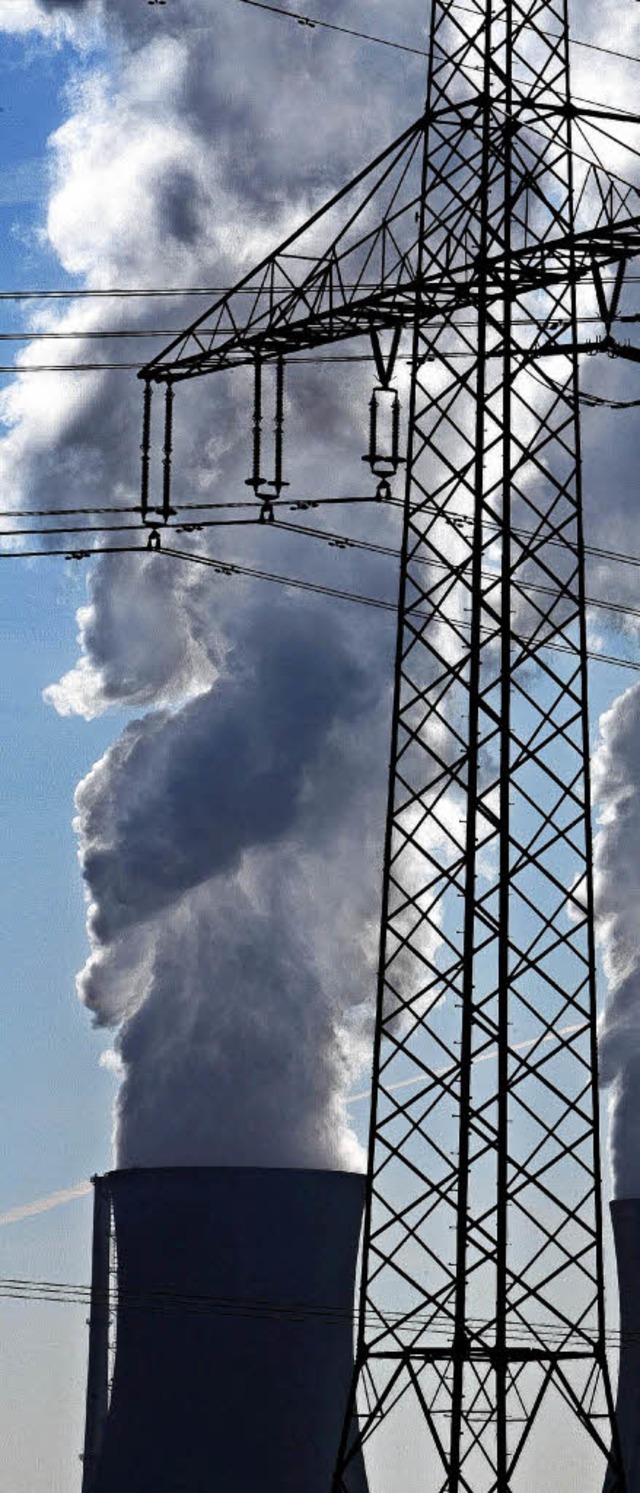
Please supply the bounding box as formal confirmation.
[1,2,640,1490]
[0,28,118,1488]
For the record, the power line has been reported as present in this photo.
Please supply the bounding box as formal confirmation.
[0,1271,636,1348]
[0,495,381,518]
[0,517,258,538]
[0,312,635,342]
[273,516,640,627]
[3,348,640,374]
[234,0,430,57]
[1,275,639,303]
[1,509,639,669]
[6,493,640,581]
[8,506,640,631]
[0,329,204,341]
[381,497,640,577]
[0,537,637,684]
[452,1,640,71]
[159,544,640,675]
[234,0,640,75]
[0,355,374,372]
[0,362,143,373]
[0,286,291,302]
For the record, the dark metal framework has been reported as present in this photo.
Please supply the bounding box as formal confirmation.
[138,4,640,1489]
[81,1178,114,1493]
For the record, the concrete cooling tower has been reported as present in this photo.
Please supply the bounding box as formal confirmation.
[81,1166,369,1493]
[608,1198,640,1493]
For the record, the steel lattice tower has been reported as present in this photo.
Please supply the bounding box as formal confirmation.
[139,3,640,1488]
[332,4,628,1488]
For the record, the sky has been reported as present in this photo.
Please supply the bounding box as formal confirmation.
[0,0,639,1490]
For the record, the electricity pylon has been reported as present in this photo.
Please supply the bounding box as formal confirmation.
[139,3,640,1488]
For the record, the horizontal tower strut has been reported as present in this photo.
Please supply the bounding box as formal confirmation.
[140,100,640,385]
[141,212,640,380]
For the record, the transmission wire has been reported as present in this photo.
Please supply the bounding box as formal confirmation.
[8,506,640,633]
[234,0,640,74]
[0,1270,638,1348]
[7,494,640,581]
[0,534,636,673]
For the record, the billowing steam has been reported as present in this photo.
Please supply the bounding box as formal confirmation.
[2,0,640,1175]
[594,686,640,1198]
[73,595,385,1167]
[2,0,422,1169]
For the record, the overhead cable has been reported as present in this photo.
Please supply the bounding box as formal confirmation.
[272,516,640,626]
[1,274,639,302]
[10,509,640,630]
[1,1271,639,1348]
[160,544,640,676]
[235,0,430,56]
[0,312,635,342]
[0,537,637,671]
[3,352,640,375]
[0,355,374,372]
[234,0,640,73]
[6,495,640,580]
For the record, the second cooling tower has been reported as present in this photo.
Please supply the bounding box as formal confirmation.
[82,1166,369,1493]
[607,1198,640,1492]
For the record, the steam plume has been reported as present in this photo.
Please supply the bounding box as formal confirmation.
[74,596,386,1166]
[594,686,640,1197]
[0,0,424,1169]
[2,0,640,1176]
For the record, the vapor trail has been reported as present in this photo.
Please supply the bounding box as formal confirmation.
[347,1024,585,1103]
[0,1181,93,1228]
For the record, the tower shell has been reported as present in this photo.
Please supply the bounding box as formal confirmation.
[607,1198,640,1492]
[82,1166,368,1493]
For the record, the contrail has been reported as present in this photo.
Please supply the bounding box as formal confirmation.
[0,1022,585,1224]
[347,1023,584,1103]
[0,1181,92,1227]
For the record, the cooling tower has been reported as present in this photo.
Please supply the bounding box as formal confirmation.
[82,1166,369,1493]
[607,1198,640,1492]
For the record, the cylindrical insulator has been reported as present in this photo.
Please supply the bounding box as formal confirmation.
[161,381,174,523]
[363,386,401,476]
[273,355,285,497]
[245,357,265,494]
[140,380,152,523]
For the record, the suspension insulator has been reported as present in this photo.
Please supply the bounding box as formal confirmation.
[161,380,176,523]
[245,357,266,495]
[140,378,153,523]
[363,386,402,478]
[245,356,288,511]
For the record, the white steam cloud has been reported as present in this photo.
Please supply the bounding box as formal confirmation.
[3,0,640,1178]
[595,686,640,1198]
[73,596,385,1166]
[2,0,423,1169]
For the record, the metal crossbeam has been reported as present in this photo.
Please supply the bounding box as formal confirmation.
[139,210,640,378]
[139,113,640,383]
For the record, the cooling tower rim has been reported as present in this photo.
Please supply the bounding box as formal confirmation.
[97,1164,367,1183]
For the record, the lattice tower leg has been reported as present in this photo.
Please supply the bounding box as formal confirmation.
[333,3,626,1490]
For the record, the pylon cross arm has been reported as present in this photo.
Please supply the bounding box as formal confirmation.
[138,143,640,384]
